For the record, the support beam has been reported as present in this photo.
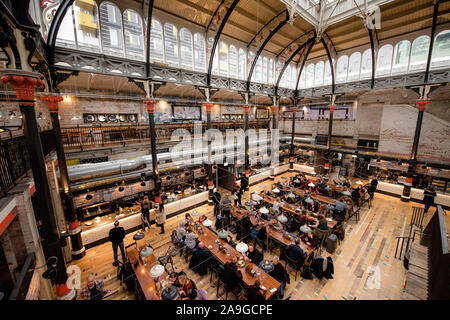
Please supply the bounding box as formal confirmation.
[205,102,214,204]
[327,105,336,150]
[40,95,85,260]
[425,0,442,84]
[1,71,74,300]
[145,0,155,78]
[247,10,289,91]
[243,104,250,175]
[294,36,316,92]
[321,36,335,94]
[367,27,376,89]
[207,0,240,86]
[143,100,161,203]
[289,106,298,171]
[269,95,279,179]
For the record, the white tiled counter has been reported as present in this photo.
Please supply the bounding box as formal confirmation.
[81,191,209,247]
[293,164,316,174]
[248,164,290,185]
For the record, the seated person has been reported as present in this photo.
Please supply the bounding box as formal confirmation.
[184,226,199,250]
[246,279,265,300]
[351,187,361,205]
[185,213,194,225]
[189,242,212,276]
[310,214,329,231]
[245,244,263,264]
[270,218,283,231]
[300,231,319,247]
[333,200,349,220]
[256,223,268,249]
[251,191,263,204]
[176,220,187,244]
[268,256,289,299]
[221,257,243,292]
[284,238,307,267]
[273,200,281,214]
[177,274,197,300]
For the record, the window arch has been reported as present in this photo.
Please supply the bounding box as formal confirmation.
[56,5,76,49]
[262,57,268,83]
[123,9,144,60]
[268,58,274,84]
[409,36,430,72]
[392,40,411,74]
[238,48,246,80]
[99,2,124,57]
[360,49,372,79]
[376,44,393,77]
[229,45,238,79]
[336,55,349,83]
[150,18,164,63]
[323,60,333,85]
[314,61,324,86]
[193,33,206,72]
[164,22,179,66]
[218,42,229,76]
[305,63,315,88]
[179,28,193,70]
[348,52,361,81]
[431,30,450,69]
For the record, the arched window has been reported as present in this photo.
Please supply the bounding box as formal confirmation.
[164,22,179,66]
[314,61,324,86]
[291,65,297,89]
[268,58,274,84]
[248,51,255,80]
[348,52,361,81]
[323,60,333,85]
[392,40,411,74]
[262,57,268,83]
[218,41,228,76]
[298,69,306,89]
[179,28,193,70]
[56,5,76,49]
[336,55,349,83]
[409,36,430,72]
[99,2,124,57]
[123,9,144,60]
[254,56,262,82]
[211,48,219,75]
[375,44,393,77]
[229,45,238,79]
[431,30,450,69]
[193,33,206,72]
[361,49,372,79]
[150,18,164,63]
[238,48,246,80]
[305,63,315,88]
[73,2,100,52]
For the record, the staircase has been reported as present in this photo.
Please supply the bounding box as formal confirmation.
[402,241,429,300]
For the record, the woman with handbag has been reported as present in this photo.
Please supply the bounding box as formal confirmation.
[155,202,166,234]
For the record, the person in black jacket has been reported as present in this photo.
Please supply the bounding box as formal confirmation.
[212,189,221,217]
[423,185,437,213]
[246,279,265,300]
[189,242,212,276]
[236,187,243,206]
[284,238,306,268]
[109,220,126,266]
[246,244,263,264]
[268,256,289,299]
[255,224,267,250]
[368,178,378,200]
[221,257,243,293]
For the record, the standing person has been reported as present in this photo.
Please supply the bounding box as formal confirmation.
[236,186,243,206]
[423,185,437,213]
[368,177,378,200]
[268,256,289,299]
[138,195,152,231]
[212,189,221,217]
[155,203,166,234]
[108,220,126,266]
[221,194,232,220]
[80,274,110,300]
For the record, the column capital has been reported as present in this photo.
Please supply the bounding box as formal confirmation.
[143,100,158,113]
[416,100,431,112]
[328,105,336,113]
[204,103,213,114]
[243,105,250,114]
[1,75,43,106]
[40,95,63,113]
[292,107,298,115]
[271,106,278,114]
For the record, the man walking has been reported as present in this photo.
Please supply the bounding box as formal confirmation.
[109,220,126,266]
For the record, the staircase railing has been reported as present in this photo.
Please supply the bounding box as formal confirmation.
[394,206,426,260]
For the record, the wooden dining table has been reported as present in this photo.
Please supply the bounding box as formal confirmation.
[197,225,280,300]
[127,246,169,300]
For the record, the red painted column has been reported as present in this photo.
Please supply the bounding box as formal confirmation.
[41,95,85,260]
[2,73,74,299]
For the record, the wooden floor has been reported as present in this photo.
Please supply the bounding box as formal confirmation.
[69,172,438,300]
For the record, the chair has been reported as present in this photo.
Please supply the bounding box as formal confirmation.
[254,237,267,253]
[217,272,244,300]
[209,259,223,284]
[314,228,330,254]
[285,254,303,281]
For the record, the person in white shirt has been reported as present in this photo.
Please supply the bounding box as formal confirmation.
[252,191,263,204]
[273,200,281,214]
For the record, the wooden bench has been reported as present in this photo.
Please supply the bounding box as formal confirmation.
[402,241,429,300]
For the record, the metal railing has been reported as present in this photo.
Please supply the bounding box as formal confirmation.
[60,120,271,150]
[394,206,426,260]
[420,205,450,300]
[0,130,56,198]
[8,252,36,300]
